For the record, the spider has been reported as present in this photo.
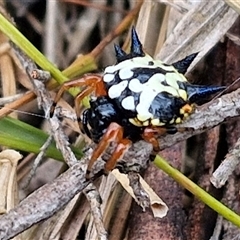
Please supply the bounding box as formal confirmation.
[51,27,225,179]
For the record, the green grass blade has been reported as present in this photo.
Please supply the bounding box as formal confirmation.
[154,155,240,228]
[0,13,68,84]
[0,117,82,160]
[0,13,98,96]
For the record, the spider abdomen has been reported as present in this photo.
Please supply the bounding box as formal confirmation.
[103,54,193,127]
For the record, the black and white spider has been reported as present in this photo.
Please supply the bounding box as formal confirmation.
[51,27,225,179]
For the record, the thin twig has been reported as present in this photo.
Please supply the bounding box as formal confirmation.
[210,216,223,240]
[211,137,240,188]
[0,94,24,105]
[22,135,53,189]
[12,43,78,167]
[128,172,150,211]
[84,184,108,240]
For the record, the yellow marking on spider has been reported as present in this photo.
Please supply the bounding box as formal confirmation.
[165,73,181,89]
[180,108,185,115]
[175,117,182,124]
[137,112,153,122]
[129,118,144,127]
[151,118,165,126]
[179,89,188,101]
[144,75,179,97]
[143,120,150,126]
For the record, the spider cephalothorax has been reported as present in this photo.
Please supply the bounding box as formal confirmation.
[81,95,145,145]
[51,27,225,179]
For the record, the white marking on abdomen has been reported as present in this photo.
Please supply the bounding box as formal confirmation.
[118,68,134,80]
[103,73,115,83]
[121,96,135,110]
[108,80,128,99]
[136,88,157,121]
[129,78,143,93]
[145,74,179,97]
[104,65,117,74]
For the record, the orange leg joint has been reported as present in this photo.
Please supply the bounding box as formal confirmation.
[86,122,131,179]
[50,74,106,118]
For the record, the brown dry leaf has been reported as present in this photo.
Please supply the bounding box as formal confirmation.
[112,169,168,218]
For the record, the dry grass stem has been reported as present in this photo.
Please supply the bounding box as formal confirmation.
[224,0,240,14]
[157,1,238,72]
[0,150,22,214]
[22,135,53,189]
[84,184,108,240]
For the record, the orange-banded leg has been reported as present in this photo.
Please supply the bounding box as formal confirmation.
[50,74,106,121]
[142,127,166,161]
[142,126,179,161]
[86,122,132,179]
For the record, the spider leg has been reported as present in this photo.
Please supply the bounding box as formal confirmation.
[104,138,131,173]
[50,74,106,117]
[142,125,190,161]
[86,122,131,179]
[74,86,95,127]
[142,127,166,161]
[142,126,180,160]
